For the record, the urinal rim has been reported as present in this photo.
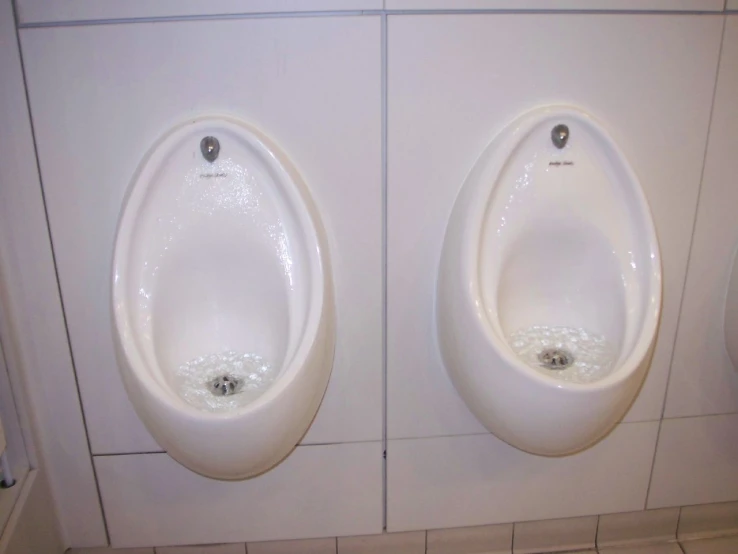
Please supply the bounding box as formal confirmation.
[449,104,662,392]
[111,114,332,420]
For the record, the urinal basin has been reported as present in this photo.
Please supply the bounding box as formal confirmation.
[437,106,661,456]
[112,116,334,479]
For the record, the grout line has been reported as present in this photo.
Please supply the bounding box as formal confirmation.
[299,439,383,446]
[659,411,738,421]
[383,8,724,14]
[676,506,684,542]
[94,451,166,457]
[16,7,727,28]
[389,418,664,444]
[93,439,385,457]
[18,10,379,28]
[10,0,112,545]
[385,413,738,446]
[594,515,601,550]
[381,9,389,534]
[642,14,728,512]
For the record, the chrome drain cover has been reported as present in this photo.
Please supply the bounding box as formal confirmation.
[210,374,242,396]
[537,348,574,370]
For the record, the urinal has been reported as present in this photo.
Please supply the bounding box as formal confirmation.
[437,106,661,456]
[112,116,334,479]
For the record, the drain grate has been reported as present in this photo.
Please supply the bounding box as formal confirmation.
[210,374,242,396]
[537,348,574,370]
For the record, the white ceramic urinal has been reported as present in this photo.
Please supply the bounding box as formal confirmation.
[112,116,334,479]
[437,106,661,456]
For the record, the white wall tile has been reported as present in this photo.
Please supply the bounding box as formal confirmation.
[387,423,658,531]
[664,16,738,418]
[20,15,382,455]
[155,544,245,554]
[337,532,426,554]
[597,508,679,548]
[426,523,512,554]
[729,1,738,10]
[95,443,382,548]
[386,0,723,10]
[386,13,722,441]
[0,0,106,545]
[16,1,382,25]
[648,415,738,508]
[0,471,65,554]
[248,537,337,554]
[513,516,597,554]
[678,501,738,540]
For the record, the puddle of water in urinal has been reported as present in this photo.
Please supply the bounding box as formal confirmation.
[507,325,616,384]
[173,351,277,411]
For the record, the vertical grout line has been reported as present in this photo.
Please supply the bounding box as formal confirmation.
[594,515,601,551]
[676,506,684,542]
[642,14,727,512]
[381,9,389,534]
[9,2,112,545]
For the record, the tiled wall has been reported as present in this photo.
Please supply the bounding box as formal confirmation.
[8,0,738,549]
[67,501,738,553]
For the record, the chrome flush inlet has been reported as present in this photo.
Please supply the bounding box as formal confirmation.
[551,124,569,149]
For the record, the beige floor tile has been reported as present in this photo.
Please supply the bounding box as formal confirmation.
[514,516,597,553]
[155,544,245,554]
[337,532,425,554]
[427,523,512,554]
[681,535,738,554]
[679,502,738,540]
[598,509,680,548]
[599,542,682,553]
[66,547,154,554]
[248,537,336,554]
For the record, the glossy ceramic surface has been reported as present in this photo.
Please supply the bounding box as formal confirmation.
[112,116,335,479]
[436,105,662,455]
[665,18,738,412]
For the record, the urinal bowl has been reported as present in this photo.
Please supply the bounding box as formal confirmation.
[437,106,662,456]
[112,116,335,479]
